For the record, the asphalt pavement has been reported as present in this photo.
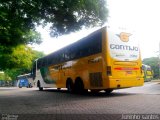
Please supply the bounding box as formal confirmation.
[0,81,160,120]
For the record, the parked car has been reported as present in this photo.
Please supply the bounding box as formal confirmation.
[18,79,30,88]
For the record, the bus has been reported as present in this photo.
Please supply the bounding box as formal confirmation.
[31,26,144,93]
[17,73,33,88]
[142,64,153,82]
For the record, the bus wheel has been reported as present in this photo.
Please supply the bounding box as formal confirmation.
[66,79,74,93]
[105,89,113,94]
[90,90,100,94]
[74,78,86,94]
[37,81,43,91]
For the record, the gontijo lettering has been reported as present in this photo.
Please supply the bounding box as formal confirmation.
[110,44,139,51]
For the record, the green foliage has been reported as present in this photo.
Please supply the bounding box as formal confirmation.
[5,68,28,81]
[0,73,5,80]
[32,50,45,61]
[0,0,107,39]
[0,29,42,70]
[0,1,42,47]
[143,57,159,78]
[0,0,108,70]
[0,45,45,69]
[0,45,32,69]
[0,72,11,81]
[1,45,45,80]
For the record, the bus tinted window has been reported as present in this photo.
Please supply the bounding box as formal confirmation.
[36,30,102,68]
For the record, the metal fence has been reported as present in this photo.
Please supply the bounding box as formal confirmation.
[0,80,17,87]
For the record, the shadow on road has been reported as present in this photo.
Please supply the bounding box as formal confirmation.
[36,88,136,98]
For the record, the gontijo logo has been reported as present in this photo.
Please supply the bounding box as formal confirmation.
[108,28,139,61]
[117,32,132,42]
[109,31,138,51]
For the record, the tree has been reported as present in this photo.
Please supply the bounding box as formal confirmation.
[0,0,107,46]
[0,0,108,70]
[0,72,5,80]
[143,57,159,78]
[1,45,33,69]
[0,72,11,81]
[2,45,45,80]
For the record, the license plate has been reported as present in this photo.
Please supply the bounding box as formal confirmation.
[126,71,132,74]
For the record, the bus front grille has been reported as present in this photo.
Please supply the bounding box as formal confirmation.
[89,72,103,87]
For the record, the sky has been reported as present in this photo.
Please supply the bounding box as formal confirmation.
[33,0,160,59]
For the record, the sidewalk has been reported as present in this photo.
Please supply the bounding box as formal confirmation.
[151,79,160,83]
[115,81,160,94]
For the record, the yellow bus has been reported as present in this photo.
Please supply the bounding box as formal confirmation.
[32,26,144,93]
[142,64,153,82]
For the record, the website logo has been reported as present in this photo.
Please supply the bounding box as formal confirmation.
[117,32,132,42]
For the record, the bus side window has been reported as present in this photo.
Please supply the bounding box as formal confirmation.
[32,62,36,79]
[70,46,76,60]
[37,59,42,70]
[64,49,70,60]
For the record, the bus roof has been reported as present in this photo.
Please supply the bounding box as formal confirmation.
[38,26,105,61]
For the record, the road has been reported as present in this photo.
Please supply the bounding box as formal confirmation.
[0,82,160,120]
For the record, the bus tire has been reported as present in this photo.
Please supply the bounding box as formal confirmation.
[37,81,43,91]
[105,89,113,94]
[90,90,100,94]
[66,79,74,93]
[57,88,61,90]
[74,77,86,94]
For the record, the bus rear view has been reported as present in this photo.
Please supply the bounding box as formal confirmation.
[105,26,144,89]
[31,26,143,94]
